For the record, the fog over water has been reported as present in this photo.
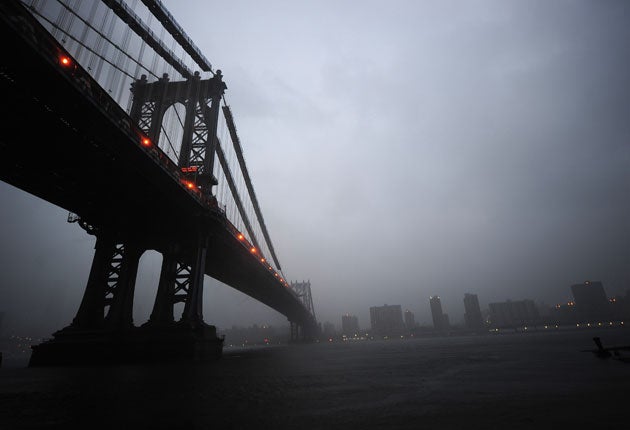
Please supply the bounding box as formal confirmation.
[1,330,629,428]
[1,1,630,336]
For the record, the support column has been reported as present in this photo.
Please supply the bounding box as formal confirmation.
[71,234,115,329]
[289,321,298,343]
[181,235,208,325]
[178,73,201,168]
[129,74,148,124]
[147,73,170,144]
[148,249,178,324]
[202,93,222,197]
[105,243,142,329]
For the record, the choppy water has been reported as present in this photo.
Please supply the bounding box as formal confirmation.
[1,328,629,429]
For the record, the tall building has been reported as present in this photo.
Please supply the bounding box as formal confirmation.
[322,321,336,338]
[430,296,447,331]
[463,293,484,330]
[570,281,612,322]
[370,305,404,336]
[341,314,359,336]
[404,309,416,330]
[488,299,539,328]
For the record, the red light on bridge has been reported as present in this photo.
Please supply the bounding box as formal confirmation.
[59,56,72,67]
[141,137,151,147]
[180,180,196,190]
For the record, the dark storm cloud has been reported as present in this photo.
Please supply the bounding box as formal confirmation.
[1,1,628,334]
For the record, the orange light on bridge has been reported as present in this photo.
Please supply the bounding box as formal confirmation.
[237,234,244,240]
[141,137,151,147]
[260,258,265,263]
[274,273,279,277]
[59,56,72,67]
[180,180,196,190]
[250,247,257,254]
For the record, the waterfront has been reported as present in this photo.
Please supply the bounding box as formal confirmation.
[1,328,629,429]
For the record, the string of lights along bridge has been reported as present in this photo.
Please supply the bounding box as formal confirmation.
[0,0,317,364]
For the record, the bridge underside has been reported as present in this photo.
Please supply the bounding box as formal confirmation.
[0,1,316,363]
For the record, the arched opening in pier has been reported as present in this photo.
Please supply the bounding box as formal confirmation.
[158,102,186,164]
[174,297,185,322]
[133,250,163,325]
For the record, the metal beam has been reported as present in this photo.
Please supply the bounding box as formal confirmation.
[140,0,212,72]
[101,0,193,78]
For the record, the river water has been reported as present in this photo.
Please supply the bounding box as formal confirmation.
[1,328,629,429]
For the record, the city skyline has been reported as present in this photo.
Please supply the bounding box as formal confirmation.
[324,280,626,332]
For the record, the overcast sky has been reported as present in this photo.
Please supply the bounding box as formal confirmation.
[1,0,629,336]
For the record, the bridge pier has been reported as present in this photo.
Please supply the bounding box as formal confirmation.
[69,235,143,330]
[289,321,319,343]
[181,235,208,325]
[71,235,116,329]
[148,247,179,325]
[290,321,298,342]
[29,233,223,366]
[104,242,142,329]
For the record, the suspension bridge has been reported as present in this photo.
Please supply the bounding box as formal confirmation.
[0,0,317,365]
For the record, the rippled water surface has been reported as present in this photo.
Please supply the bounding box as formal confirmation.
[1,329,629,429]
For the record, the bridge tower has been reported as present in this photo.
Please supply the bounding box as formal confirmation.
[30,72,227,365]
[128,71,226,327]
[289,281,318,342]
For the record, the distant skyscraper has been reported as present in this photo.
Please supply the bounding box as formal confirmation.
[322,321,336,338]
[570,281,612,322]
[341,314,359,336]
[488,299,539,328]
[370,305,404,335]
[430,296,447,331]
[404,310,416,330]
[463,293,484,330]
